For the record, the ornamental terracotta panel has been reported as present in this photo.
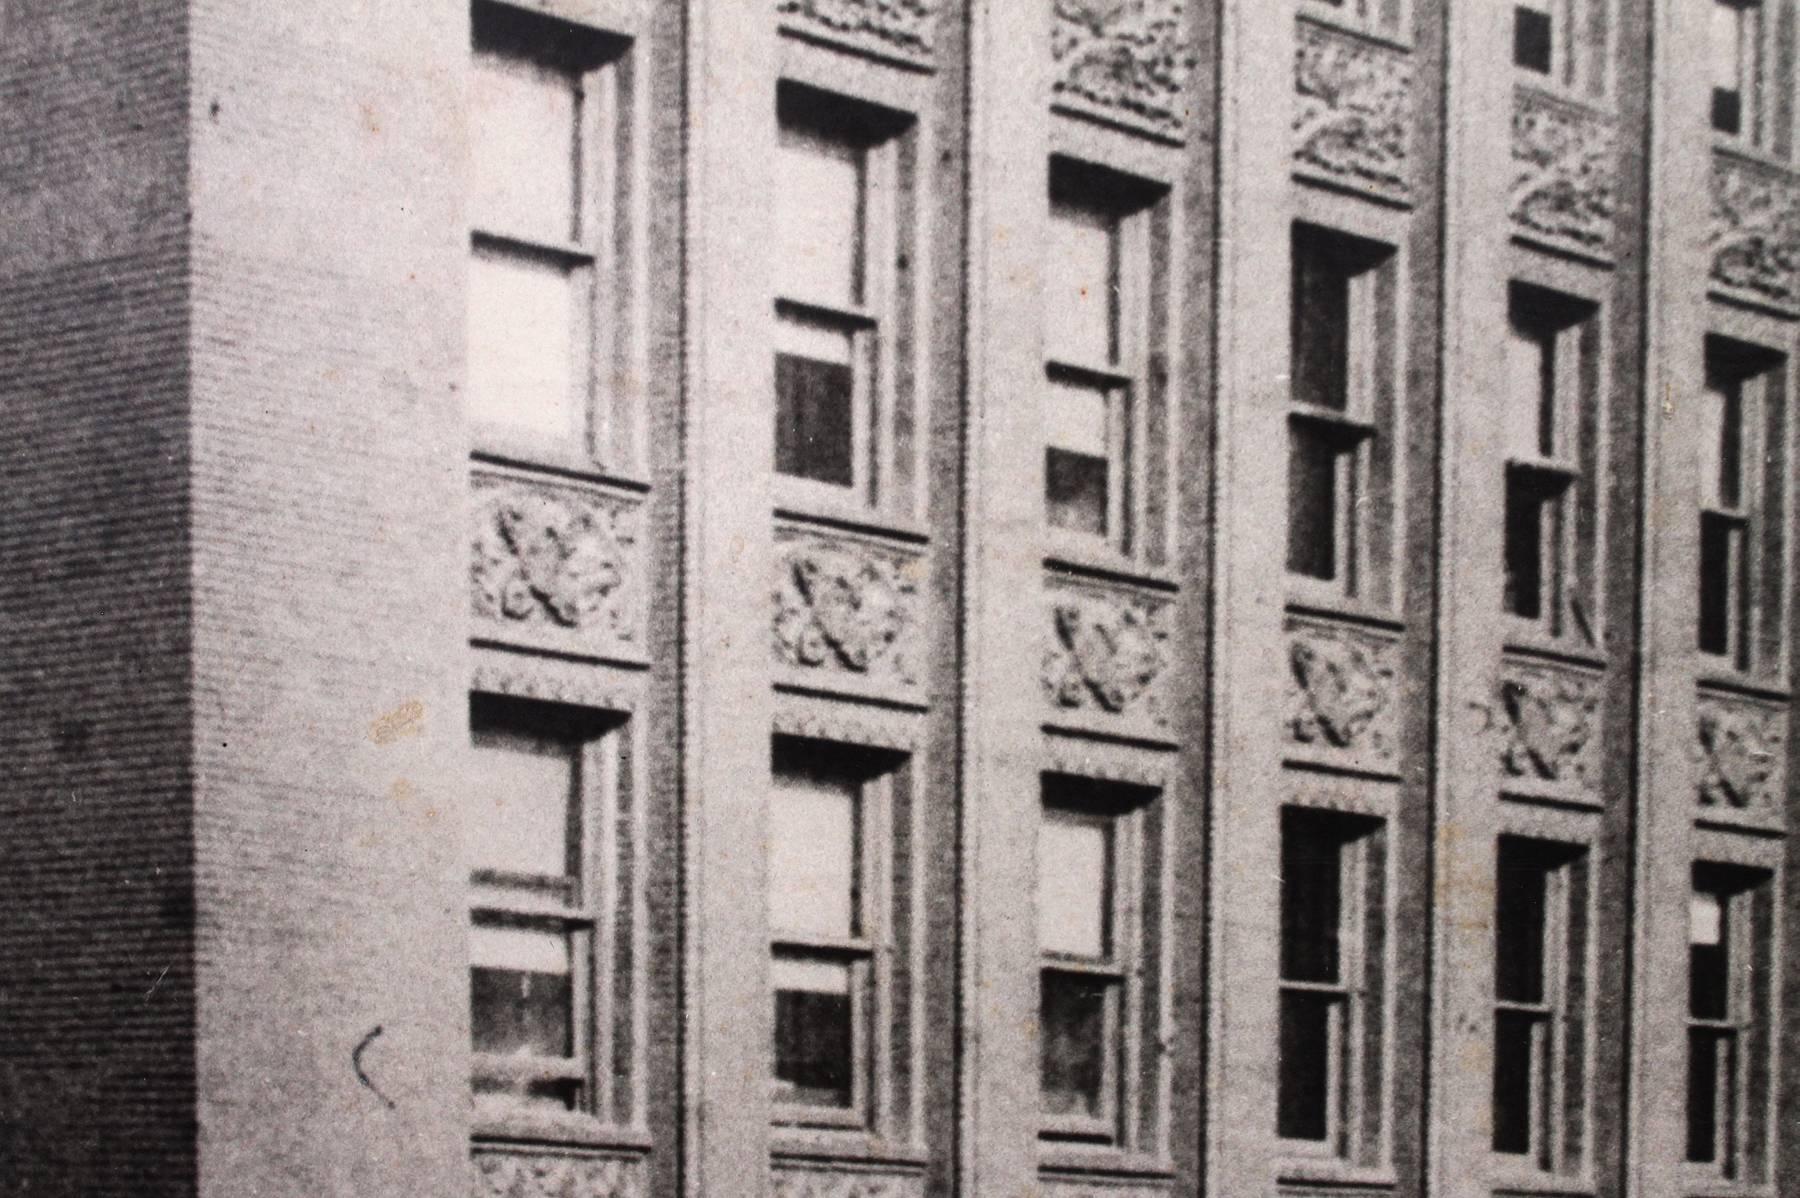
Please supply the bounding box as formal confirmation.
[772,521,928,706]
[1293,18,1414,202]
[1051,0,1195,139]
[1510,87,1618,257]
[1493,657,1603,800]
[1708,150,1800,312]
[1695,690,1788,825]
[470,469,646,663]
[770,1163,927,1198]
[472,1149,643,1198]
[1042,572,1174,742]
[776,0,938,64]
[1284,613,1401,777]
[1038,1177,1171,1198]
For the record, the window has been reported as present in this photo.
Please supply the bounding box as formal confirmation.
[1038,775,1163,1146]
[466,694,617,1117]
[1492,839,1590,1173]
[1514,0,1554,74]
[773,85,910,506]
[1287,225,1398,606]
[1710,0,1761,137]
[468,4,625,456]
[1502,285,1598,642]
[1686,866,1775,1183]
[1699,337,1785,673]
[1278,807,1387,1162]
[1043,159,1162,553]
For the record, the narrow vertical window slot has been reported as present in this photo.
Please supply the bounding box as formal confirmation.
[1686,866,1775,1183]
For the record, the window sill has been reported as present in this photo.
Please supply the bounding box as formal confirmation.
[1276,1157,1396,1190]
[1038,1144,1173,1180]
[1486,1161,1595,1197]
[471,443,650,493]
[1501,621,1606,669]
[1696,664,1791,703]
[773,497,929,545]
[770,1131,929,1170]
[1286,594,1405,633]
[1296,5,1412,52]
[1044,541,1177,591]
[472,1111,654,1153]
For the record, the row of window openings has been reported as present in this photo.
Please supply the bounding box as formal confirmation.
[463,696,1775,1181]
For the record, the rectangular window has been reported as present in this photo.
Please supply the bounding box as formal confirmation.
[773,85,910,507]
[468,4,624,454]
[1710,1,1761,137]
[1043,159,1162,555]
[1492,839,1590,1173]
[1277,807,1387,1162]
[1038,775,1164,1147]
[1514,1,1554,74]
[467,694,616,1117]
[1502,285,1598,643]
[1287,225,1398,607]
[1686,866,1775,1183]
[1699,337,1786,674]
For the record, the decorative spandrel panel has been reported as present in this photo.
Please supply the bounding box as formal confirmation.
[1038,1176,1171,1198]
[1695,689,1788,831]
[773,521,928,707]
[1293,18,1414,203]
[1284,613,1401,778]
[470,468,646,664]
[1042,572,1174,744]
[472,1148,644,1198]
[770,1162,927,1198]
[1051,0,1194,140]
[776,0,938,66]
[1510,87,1618,258]
[1491,657,1603,803]
[1709,150,1800,314]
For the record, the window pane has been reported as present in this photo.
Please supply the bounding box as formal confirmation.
[775,127,863,308]
[471,923,574,1058]
[773,955,855,1108]
[1495,853,1548,1004]
[769,762,859,940]
[1703,378,1744,509]
[1690,892,1730,1020]
[1045,377,1112,538]
[1687,1027,1733,1163]
[1504,470,1546,620]
[1493,1009,1541,1155]
[1711,3,1744,94]
[468,247,579,438]
[1514,5,1553,73]
[468,721,579,883]
[1046,200,1117,367]
[1281,816,1343,984]
[775,315,856,487]
[1505,321,1552,460]
[474,1076,582,1113]
[1040,970,1112,1119]
[1293,241,1351,412]
[1277,989,1335,1141]
[1697,513,1737,656]
[1287,423,1340,581]
[1039,814,1111,959]
[471,50,580,244]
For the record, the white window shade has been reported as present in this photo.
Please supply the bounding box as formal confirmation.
[467,248,581,438]
[1046,202,1117,368]
[471,51,581,246]
[468,724,577,881]
[775,129,864,309]
[1504,322,1549,460]
[770,768,859,940]
[1045,377,1109,457]
[1039,815,1110,959]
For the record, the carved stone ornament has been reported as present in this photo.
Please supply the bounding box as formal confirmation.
[1287,624,1398,769]
[772,533,922,690]
[473,1151,641,1198]
[471,476,641,650]
[1496,665,1601,789]
[1510,88,1618,254]
[771,1167,925,1198]
[1052,0,1195,138]
[776,0,938,60]
[1709,151,1800,310]
[1696,695,1787,814]
[1042,586,1171,729]
[1294,20,1413,200]
[1038,1181,1169,1198]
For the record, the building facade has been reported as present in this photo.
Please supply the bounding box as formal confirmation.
[2,1,1798,1196]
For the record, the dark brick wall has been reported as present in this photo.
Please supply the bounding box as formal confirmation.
[0,3,197,1196]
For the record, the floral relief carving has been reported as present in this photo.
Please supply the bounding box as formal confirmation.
[1708,152,1800,310]
[772,532,923,691]
[776,0,937,60]
[1696,695,1787,814]
[1287,623,1398,770]
[1293,20,1413,199]
[1496,664,1601,789]
[1042,584,1172,730]
[1510,89,1618,254]
[471,475,641,651]
[472,1151,641,1198]
[1052,0,1194,138]
[1038,1182,1168,1198]
[771,1168,924,1198]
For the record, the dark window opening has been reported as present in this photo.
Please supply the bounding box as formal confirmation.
[1514,6,1553,73]
[775,351,855,487]
[1504,470,1548,620]
[1278,989,1335,1141]
[773,963,855,1108]
[1713,88,1744,135]
[1287,424,1341,581]
[1698,512,1739,657]
[1047,448,1110,537]
[1493,1009,1540,1155]
[1041,970,1111,1119]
